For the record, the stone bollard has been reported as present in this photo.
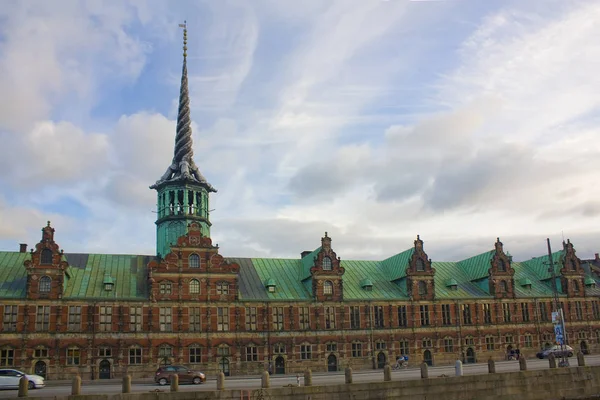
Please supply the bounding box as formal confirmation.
[217,372,225,390]
[455,360,463,377]
[345,367,353,384]
[261,371,270,388]
[578,351,586,367]
[548,354,557,369]
[519,356,527,371]
[488,358,496,374]
[170,373,179,392]
[420,362,429,379]
[72,375,81,396]
[304,369,312,386]
[384,364,392,381]
[18,375,28,398]
[122,375,131,393]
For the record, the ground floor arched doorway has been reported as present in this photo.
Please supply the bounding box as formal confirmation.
[423,350,433,366]
[99,359,111,379]
[465,348,476,364]
[34,361,46,379]
[581,340,589,355]
[275,356,285,374]
[377,352,386,369]
[327,354,337,372]
[219,358,230,376]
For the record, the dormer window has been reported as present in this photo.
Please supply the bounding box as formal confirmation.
[360,279,373,291]
[265,278,276,293]
[322,257,332,271]
[445,278,458,291]
[416,259,425,271]
[40,249,53,265]
[497,259,506,272]
[585,277,596,288]
[189,254,200,268]
[323,280,333,295]
[39,276,51,293]
[519,278,532,290]
[103,274,114,291]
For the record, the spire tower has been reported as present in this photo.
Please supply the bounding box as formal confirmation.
[151,23,216,258]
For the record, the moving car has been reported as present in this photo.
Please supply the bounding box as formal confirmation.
[0,369,45,389]
[154,366,206,385]
[536,345,574,359]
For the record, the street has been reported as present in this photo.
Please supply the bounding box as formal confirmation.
[3,355,599,398]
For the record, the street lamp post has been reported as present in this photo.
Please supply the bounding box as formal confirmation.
[546,238,569,367]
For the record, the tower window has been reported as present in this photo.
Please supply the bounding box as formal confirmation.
[40,249,53,265]
[323,280,333,295]
[322,257,332,270]
[497,259,506,272]
[189,254,200,268]
[416,259,425,271]
[39,276,51,293]
[571,259,577,271]
[499,280,508,293]
[418,281,427,296]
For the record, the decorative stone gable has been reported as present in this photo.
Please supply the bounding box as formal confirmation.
[560,239,585,298]
[147,222,240,302]
[406,235,435,301]
[489,238,515,299]
[310,232,345,302]
[24,221,69,300]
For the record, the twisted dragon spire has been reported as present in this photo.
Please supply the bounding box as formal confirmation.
[151,22,216,192]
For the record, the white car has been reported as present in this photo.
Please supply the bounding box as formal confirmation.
[0,369,45,389]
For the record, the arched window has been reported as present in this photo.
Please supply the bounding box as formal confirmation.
[40,249,53,265]
[571,259,577,271]
[322,257,332,271]
[573,280,580,294]
[39,276,51,293]
[189,279,200,294]
[418,281,427,296]
[189,254,200,268]
[416,259,425,271]
[499,280,508,293]
[497,259,506,272]
[323,281,333,295]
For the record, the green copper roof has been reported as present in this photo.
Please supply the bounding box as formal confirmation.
[341,260,407,300]
[359,278,373,288]
[235,258,311,301]
[585,276,596,286]
[381,248,413,281]
[300,247,321,281]
[457,250,494,281]
[523,250,564,280]
[433,262,491,299]
[445,278,458,287]
[0,252,27,298]
[519,277,532,286]
[512,262,555,297]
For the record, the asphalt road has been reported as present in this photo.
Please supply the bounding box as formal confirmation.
[3,355,599,399]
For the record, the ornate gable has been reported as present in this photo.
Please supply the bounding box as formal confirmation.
[310,232,345,302]
[488,238,515,299]
[147,222,240,302]
[24,221,69,300]
[560,239,585,298]
[406,235,435,301]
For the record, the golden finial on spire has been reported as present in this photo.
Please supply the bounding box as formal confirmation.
[178,21,187,60]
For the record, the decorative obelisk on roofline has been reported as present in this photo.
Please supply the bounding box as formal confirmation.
[151,22,216,258]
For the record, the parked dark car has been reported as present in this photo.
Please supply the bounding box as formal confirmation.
[154,366,206,385]
[536,345,574,359]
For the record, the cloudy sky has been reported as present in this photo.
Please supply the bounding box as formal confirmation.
[0,0,599,262]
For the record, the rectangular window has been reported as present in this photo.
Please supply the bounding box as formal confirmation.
[129,348,142,364]
[326,343,337,352]
[465,337,474,346]
[325,306,336,329]
[246,307,257,331]
[351,342,362,357]
[189,346,201,363]
[99,347,111,357]
[274,344,286,354]
[300,344,312,360]
[422,338,432,348]
[68,306,81,331]
[442,304,452,325]
[593,301,600,320]
[398,305,407,327]
[159,282,171,295]
[36,306,50,331]
[299,307,310,330]
[273,307,284,331]
[34,348,48,358]
[376,341,386,350]
[483,304,492,324]
[521,303,530,322]
[399,340,409,355]
[2,305,17,332]
[217,282,229,295]
[524,334,533,348]
[485,336,494,351]
[444,338,454,352]
[0,348,14,366]
[217,307,229,331]
[130,307,142,331]
[502,303,511,323]
[189,307,201,332]
[350,306,360,329]
[99,306,112,332]
[374,306,384,328]
[420,305,430,326]
[245,346,258,362]
[159,307,172,332]
[539,302,549,322]
[462,304,472,325]
[575,301,583,320]
[66,348,80,365]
